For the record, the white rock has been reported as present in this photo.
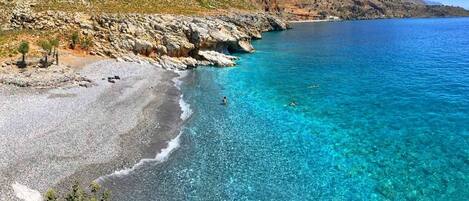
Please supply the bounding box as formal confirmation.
[198,51,237,67]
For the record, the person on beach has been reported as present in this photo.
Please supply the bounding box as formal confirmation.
[223,96,228,105]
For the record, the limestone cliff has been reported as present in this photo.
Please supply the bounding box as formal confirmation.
[5,4,288,69]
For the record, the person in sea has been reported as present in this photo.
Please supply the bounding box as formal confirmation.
[223,96,228,105]
[289,101,297,107]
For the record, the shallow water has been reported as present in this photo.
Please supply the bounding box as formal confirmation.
[104,18,469,200]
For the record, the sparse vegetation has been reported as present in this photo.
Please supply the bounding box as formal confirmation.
[44,181,111,201]
[34,0,256,14]
[0,30,54,58]
[44,189,58,201]
[50,38,59,54]
[80,36,93,50]
[70,32,80,50]
[39,40,53,67]
[50,38,60,64]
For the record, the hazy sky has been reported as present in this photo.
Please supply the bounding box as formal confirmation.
[437,0,469,9]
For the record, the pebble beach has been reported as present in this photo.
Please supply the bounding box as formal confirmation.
[0,60,183,200]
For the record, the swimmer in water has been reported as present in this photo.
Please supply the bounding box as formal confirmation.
[289,101,297,107]
[223,96,228,105]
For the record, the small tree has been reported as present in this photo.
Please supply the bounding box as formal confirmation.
[39,40,52,68]
[17,41,29,67]
[49,38,60,64]
[71,32,80,49]
[44,189,57,201]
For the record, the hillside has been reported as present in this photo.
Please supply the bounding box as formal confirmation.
[274,0,469,20]
[1,0,468,23]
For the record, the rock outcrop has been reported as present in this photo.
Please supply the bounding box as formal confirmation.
[8,8,289,70]
[198,50,238,67]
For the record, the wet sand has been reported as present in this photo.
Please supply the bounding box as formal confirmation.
[0,60,183,200]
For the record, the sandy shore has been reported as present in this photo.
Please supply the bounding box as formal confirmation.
[0,60,183,200]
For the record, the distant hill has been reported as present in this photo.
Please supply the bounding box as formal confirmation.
[424,0,444,6]
[270,0,469,20]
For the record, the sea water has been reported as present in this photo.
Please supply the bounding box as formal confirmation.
[104,18,469,200]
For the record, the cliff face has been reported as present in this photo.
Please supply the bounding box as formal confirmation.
[6,5,288,69]
[273,0,469,20]
[252,0,281,12]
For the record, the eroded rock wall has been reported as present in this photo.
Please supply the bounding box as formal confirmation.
[8,9,288,70]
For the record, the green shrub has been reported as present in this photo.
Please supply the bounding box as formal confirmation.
[50,38,59,53]
[17,41,29,66]
[70,32,80,49]
[44,189,57,201]
[44,181,111,201]
[49,38,60,64]
[80,36,93,50]
[39,40,52,67]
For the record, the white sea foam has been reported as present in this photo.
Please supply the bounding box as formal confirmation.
[172,70,189,90]
[96,133,182,182]
[179,96,193,121]
[96,70,190,183]
[12,183,42,201]
[172,70,193,121]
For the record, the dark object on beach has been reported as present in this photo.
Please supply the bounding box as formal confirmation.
[79,83,92,88]
[107,76,121,83]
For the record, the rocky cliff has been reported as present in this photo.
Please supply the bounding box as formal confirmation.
[5,3,288,70]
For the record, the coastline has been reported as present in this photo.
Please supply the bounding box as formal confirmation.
[288,19,341,23]
[0,59,185,200]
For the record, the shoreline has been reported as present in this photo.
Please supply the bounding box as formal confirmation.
[288,19,341,23]
[0,59,185,200]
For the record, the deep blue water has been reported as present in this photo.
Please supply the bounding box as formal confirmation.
[106,18,469,200]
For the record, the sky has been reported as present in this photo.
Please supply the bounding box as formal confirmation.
[437,0,469,9]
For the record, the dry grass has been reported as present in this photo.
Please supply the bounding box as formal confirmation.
[34,0,256,15]
[0,30,59,58]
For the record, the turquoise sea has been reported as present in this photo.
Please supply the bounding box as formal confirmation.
[105,18,469,200]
